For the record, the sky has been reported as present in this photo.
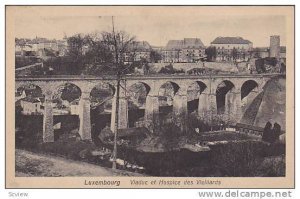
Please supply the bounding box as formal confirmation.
[15,15,286,47]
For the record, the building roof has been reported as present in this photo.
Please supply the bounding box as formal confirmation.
[128,41,152,52]
[211,37,252,45]
[165,38,205,50]
[22,97,41,103]
[183,38,205,48]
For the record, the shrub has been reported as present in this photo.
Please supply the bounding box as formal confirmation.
[210,141,265,176]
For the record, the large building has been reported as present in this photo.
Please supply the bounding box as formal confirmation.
[210,37,253,62]
[162,38,206,63]
[123,41,152,63]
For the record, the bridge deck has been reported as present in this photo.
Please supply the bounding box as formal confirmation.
[15,73,283,81]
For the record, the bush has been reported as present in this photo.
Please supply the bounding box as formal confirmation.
[257,155,285,177]
[159,64,184,74]
[210,141,265,176]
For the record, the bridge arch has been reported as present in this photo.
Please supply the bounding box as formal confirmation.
[52,83,82,104]
[187,81,208,114]
[240,80,260,113]
[241,80,259,100]
[127,82,151,127]
[158,81,180,125]
[89,82,116,142]
[90,82,116,101]
[216,80,236,115]
[49,83,83,141]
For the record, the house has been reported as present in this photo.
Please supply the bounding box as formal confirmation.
[15,44,36,57]
[123,41,152,63]
[162,38,206,63]
[210,37,253,62]
[20,97,42,115]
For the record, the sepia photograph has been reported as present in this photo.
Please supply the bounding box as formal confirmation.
[5,5,295,188]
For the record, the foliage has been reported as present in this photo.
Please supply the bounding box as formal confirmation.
[44,30,137,76]
[264,57,277,66]
[255,57,278,74]
[255,58,266,74]
[257,155,285,177]
[53,83,81,102]
[150,50,162,63]
[159,64,184,74]
[231,47,238,61]
[280,62,286,73]
[205,46,217,61]
[210,141,265,176]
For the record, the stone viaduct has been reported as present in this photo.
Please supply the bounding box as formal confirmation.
[15,74,279,142]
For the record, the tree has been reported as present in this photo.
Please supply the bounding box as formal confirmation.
[205,46,217,62]
[83,36,115,75]
[100,19,136,170]
[100,30,136,74]
[264,57,277,66]
[255,58,266,74]
[65,34,86,74]
[280,62,286,74]
[150,50,162,63]
[62,30,137,76]
[232,47,238,61]
[159,64,184,74]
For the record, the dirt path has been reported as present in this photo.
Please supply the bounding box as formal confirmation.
[15,149,142,177]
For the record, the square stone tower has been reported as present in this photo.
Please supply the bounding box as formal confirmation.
[269,35,280,58]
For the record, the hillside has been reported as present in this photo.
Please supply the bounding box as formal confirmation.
[240,76,286,130]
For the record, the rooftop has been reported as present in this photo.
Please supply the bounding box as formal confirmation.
[127,41,152,52]
[211,37,252,45]
[21,97,41,103]
[165,38,205,50]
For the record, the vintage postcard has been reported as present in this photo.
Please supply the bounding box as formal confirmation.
[5,5,294,188]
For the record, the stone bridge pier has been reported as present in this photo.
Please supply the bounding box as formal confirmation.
[43,90,54,142]
[173,86,188,132]
[111,80,129,132]
[78,89,92,140]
